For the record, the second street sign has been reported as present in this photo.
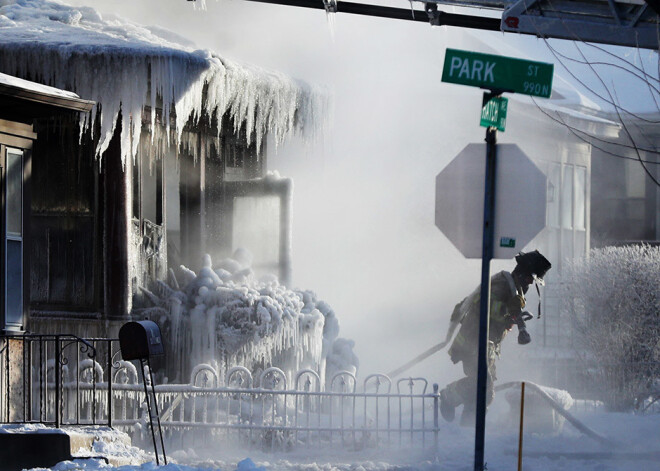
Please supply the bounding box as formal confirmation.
[442,48,554,98]
[480,94,508,131]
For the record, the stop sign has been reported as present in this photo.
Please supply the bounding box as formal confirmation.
[435,143,546,259]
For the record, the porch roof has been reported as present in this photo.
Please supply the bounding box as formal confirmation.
[0,72,94,113]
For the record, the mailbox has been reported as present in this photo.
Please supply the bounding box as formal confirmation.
[118,320,168,465]
[119,320,165,361]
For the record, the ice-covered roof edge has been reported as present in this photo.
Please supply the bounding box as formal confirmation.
[0,0,329,165]
[0,71,94,112]
[0,46,326,166]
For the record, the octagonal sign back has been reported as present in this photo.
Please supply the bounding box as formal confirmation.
[435,143,547,259]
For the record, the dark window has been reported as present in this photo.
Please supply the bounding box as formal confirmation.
[29,117,98,311]
[133,135,163,225]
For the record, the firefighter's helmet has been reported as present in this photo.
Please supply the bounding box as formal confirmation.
[515,250,551,285]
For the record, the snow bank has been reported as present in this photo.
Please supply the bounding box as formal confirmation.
[539,384,575,410]
[504,382,576,436]
[0,0,326,165]
[0,423,67,434]
[135,251,358,387]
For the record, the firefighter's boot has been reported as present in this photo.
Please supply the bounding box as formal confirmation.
[439,387,460,422]
[460,404,475,427]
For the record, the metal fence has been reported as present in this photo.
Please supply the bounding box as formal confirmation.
[0,335,119,427]
[4,335,658,451]
[138,366,440,451]
[0,335,440,451]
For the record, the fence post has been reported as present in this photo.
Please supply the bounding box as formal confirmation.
[22,338,28,421]
[433,383,439,451]
[107,341,113,427]
[55,336,61,428]
[3,339,8,421]
[518,381,526,471]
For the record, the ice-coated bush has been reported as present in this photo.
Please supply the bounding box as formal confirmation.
[563,244,660,411]
[134,252,359,387]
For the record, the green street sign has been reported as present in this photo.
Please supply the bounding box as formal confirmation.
[442,48,554,98]
[480,94,507,131]
[499,237,516,248]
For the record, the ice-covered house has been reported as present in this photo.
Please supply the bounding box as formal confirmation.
[0,0,347,383]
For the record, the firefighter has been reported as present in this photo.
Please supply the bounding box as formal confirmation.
[438,250,551,425]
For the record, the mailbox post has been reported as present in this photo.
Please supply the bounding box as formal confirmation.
[119,320,167,465]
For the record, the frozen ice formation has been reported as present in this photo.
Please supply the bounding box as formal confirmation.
[0,0,326,165]
[135,252,358,387]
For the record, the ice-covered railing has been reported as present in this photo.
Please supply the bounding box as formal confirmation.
[134,252,358,387]
[0,0,327,165]
[46,360,438,451]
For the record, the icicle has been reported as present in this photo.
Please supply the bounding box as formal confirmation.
[322,0,338,42]
[0,0,326,167]
[138,286,161,306]
[409,0,416,19]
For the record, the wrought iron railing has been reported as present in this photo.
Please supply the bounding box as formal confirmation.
[122,366,442,451]
[0,335,120,427]
[0,335,441,451]
[3,335,660,451]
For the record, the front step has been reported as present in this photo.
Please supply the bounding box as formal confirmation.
[0,424,150,470]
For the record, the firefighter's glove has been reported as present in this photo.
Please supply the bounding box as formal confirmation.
[517,325,531,345]
[515,311,533,345]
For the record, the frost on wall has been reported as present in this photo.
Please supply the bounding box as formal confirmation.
[0,0,326,165]
[135,252,358,387]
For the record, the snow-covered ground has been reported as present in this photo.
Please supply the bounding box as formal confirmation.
[23,397,660,471]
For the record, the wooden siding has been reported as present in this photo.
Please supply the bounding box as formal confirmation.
[29,117,99,312]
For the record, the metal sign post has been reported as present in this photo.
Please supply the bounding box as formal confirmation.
[438,48,553,471]
[474,119,498,471]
